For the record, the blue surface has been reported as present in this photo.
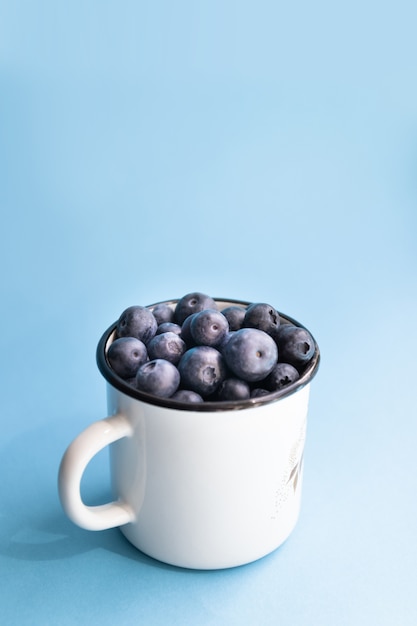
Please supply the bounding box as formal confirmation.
[1,1,416,624]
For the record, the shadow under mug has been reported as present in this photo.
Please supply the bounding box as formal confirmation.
[58,299,320,570]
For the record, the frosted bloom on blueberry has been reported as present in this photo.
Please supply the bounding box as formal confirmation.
[135,359,180,398]
[116,306,157,345]
[107,337,148,379]
[174,292,217,325]
[223,328,278,382]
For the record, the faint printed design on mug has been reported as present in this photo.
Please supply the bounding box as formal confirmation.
[270,419,307,520]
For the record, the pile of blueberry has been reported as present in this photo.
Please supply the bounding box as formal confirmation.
[106,292,316,404]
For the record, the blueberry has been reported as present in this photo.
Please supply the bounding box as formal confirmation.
[178,346,227,397]
[174,292,217,325]
[273,322,296,339]
[190,309,229,347]
[171,389,204,403]
[107,337,148,379]
[218,330,234,351]
[265,362,300,391]
[151,303,175,325]
[250,388,270,398]
[243,302,280,337]
[275,325,315,367]
[272,323,296,353]
[216,377,250,401]
[221,305,246,331]
[223,328,278,382]
[135,359,180,398]
[116,306,157,345]
[180,313,198,347]
[147,332,186,365]
[156,322,182,336]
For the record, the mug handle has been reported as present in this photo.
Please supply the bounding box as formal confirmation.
[58,414,135,531]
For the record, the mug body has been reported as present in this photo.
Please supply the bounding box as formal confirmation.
[107,381,310,569]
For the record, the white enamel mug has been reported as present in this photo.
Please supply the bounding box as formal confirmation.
[58,299,320,570]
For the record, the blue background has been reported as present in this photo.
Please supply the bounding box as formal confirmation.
[1,1,416,624]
